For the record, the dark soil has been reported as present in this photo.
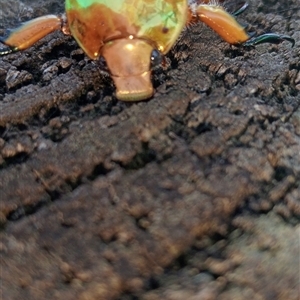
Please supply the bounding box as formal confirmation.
[0,0,299,299]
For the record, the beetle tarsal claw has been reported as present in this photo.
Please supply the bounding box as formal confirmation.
[231,2,249,16]
[0,44,16,56]
[244,33,295,47]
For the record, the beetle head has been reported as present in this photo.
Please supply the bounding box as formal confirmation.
[101,38,161,101]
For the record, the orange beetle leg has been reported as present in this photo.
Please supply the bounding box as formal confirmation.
[0,15,66,55]
[193,4,295,47]
[195,4,250,45]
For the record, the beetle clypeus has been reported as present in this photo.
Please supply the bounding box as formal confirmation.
[0,0,295,101]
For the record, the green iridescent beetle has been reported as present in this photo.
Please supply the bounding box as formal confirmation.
[65,0,187,101]
[0,0,295,101]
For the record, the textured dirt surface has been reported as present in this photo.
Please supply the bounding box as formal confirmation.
[0,0,299,299]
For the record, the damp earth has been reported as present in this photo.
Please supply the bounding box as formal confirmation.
[0,0,299,299]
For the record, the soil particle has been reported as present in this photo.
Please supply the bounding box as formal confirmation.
[1,0,299,299]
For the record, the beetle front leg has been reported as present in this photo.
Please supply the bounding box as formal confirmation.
[192,4,295,47]
[0,14,69,55]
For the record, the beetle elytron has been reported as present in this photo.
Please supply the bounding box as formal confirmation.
[0,0,295,101]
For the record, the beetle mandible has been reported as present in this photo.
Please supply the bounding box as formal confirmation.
[0,0,295,101]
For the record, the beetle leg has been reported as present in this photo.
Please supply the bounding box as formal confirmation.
[192,4,295,47]
[0,14,69,55]
[231,2,249,16]
[192,4,251,45]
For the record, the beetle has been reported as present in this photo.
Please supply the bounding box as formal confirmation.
[0,0,295,101]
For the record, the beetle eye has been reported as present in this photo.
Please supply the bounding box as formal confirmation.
[150,49,162,69]
[98,56,109,72]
